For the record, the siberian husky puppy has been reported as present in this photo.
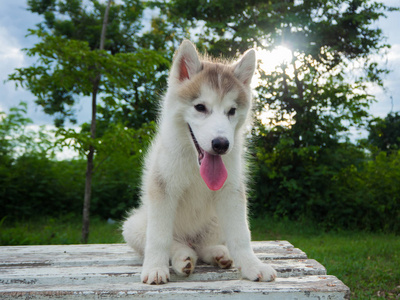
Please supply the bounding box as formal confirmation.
[122,40,277,284]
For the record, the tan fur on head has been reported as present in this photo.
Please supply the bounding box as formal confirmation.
[171,40,255,84]
[178,62,248,107]
[173,40,255,107]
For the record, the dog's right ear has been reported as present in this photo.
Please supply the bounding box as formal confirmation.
[233,49,256,86]
[171,40,202,82]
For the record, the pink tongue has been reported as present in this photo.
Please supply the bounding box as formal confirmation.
[200,152,228,191]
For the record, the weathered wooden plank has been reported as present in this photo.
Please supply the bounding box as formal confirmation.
[251,240,294,250]
[0,276,350,299]
[256,248,307,261]
[0,241,295,255]
[0,249,307,268]
[0,241,298,257]
[0,259,325,286]
[0,242,307,267]
[0,241,293,254]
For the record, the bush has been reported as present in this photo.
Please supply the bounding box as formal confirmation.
[250,139,400,233]
[91,153,142,220]
[331,151,400,232]
[0,154,85,219]
[0,151,143,221]
[0,121,155,221]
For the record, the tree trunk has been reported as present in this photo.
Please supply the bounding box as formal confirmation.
[81,88,97,243]
[81,0,112,244]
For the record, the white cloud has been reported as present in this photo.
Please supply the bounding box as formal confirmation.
[370,43,400,117]
[0,27,24,68]
[0,25,25,85]
[0,26,28,114]
[387,44,400,62]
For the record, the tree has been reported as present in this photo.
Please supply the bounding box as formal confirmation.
[9,0,168,242]
[80,0,111,245]
[0,102,33,161]
[368,111,400,152]
[0,102,53,161]
[162,0,398,221]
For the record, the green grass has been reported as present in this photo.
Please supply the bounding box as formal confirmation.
[0,215,124,245]
[251,217,400,299]
[1,215,399,299]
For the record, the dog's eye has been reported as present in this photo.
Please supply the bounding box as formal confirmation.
[194,104,207,113]
[228,108,236,116]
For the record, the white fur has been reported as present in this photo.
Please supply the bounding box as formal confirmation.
[122,40,277,284]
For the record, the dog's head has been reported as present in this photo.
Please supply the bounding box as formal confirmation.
[168,40,256,190]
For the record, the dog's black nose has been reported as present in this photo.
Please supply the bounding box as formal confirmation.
[212,137,230,154]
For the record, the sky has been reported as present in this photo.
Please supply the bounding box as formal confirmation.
[0,0,399,141]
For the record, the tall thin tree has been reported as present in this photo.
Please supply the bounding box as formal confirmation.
[82,0,112,244]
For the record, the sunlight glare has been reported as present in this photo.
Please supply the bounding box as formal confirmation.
[255,46,295,128]
[257,46,293,75]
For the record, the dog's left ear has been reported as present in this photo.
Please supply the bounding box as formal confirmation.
[233,49,256,86]
[171,40,202,82]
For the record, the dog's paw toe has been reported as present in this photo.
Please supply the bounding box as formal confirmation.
[202,245,233,269]
[241,262,277,282]
[141,267,170,285]
[183,259,194,275]
[215,255,233,269]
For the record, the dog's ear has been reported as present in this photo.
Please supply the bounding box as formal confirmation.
[233,49,256,86]
[171,40,202,82]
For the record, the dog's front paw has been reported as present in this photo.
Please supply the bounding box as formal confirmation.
[198,245,233,269]
[211,246,233,269]
[141,266,170,284]
[241,261,277,282]
[215,254,233,269]
[172,255,196,277]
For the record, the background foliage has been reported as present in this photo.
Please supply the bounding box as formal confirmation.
[0,102,155,220]
[1,0,399,234]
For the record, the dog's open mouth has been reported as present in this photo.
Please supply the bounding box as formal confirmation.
[188,125,228,191]
[189,125,205,165]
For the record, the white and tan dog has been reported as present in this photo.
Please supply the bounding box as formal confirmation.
[122,40,277,284]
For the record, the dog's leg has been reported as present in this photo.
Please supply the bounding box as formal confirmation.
[194,225,232,268]
[124,208,197,279]
[171,241,197,277]
[140,183,177,285]
[196,244,233,269]
[122,208,147,256]
[216,186,277,282]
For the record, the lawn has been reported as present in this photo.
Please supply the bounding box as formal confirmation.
[251,217,400,299]
[0,215,123,245]
[1,215,399,299]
